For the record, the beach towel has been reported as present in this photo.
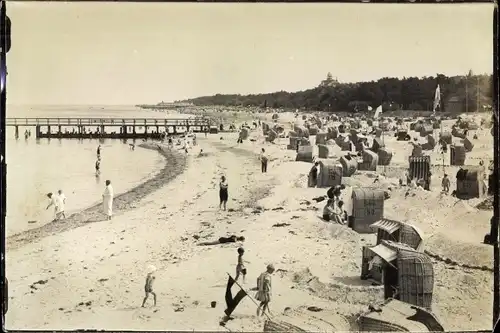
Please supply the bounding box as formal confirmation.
[103,185,114,217]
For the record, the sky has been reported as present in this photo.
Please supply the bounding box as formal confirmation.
[6,2,494,105]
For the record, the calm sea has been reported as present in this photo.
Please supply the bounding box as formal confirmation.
[4,105,182,237]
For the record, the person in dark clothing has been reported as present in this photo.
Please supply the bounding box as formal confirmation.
[141,269,157,307]
[260,148,268,173]
[485,216,498,245]
[309,162,319,187]
[198,235,245,246]
[327,184,345,199]
[424,171,432,190]
[219,176,229,211]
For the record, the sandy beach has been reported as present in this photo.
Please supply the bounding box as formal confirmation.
[5,110,494,331]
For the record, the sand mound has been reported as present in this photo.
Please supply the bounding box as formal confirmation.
[426,233,492,268]
[288,268,383,306]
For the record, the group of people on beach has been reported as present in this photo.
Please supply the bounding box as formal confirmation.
[46,190,67,222]
[144,230,275,318]
[95,145,102,176]
[95,145,115,220]
[44,144,114,223]
[322,184,348,224]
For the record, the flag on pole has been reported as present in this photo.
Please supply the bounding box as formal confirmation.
[433,84,441,113]
[374,105,383,119]
[224,275,248,317]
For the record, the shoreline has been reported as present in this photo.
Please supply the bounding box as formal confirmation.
[6,142,187,251]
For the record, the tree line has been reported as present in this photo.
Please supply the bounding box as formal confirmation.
[179,71,493,113]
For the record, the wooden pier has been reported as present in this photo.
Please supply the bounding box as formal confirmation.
[6,117,210,139]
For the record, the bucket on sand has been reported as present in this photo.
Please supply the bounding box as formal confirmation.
[211,301,217,308]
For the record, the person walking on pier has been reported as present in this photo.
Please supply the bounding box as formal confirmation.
[102,180,114,220]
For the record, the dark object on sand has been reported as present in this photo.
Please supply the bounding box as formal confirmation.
[312,196,326,203]
[272,223,291,228]
[198,235,245,246]
[211,301,217,308]
[307,306,323,312]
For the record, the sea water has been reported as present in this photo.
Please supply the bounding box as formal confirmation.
[4,105,180,237]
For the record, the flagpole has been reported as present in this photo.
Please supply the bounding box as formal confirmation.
[226,273,271,320]
[477,76,480,113]
[465,74,469,113]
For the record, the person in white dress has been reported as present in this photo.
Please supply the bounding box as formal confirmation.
[46,192,62,222]
[57,189,67,219]
[102,180,114,220]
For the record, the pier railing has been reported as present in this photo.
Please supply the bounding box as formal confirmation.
[5,117,209,127]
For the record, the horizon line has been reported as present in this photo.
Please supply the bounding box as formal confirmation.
[7,71,494,106]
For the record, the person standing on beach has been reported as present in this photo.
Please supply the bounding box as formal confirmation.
[57,190,67,219]
[255,264,275,317]
[309,162,319,187]
[141,266,157,307]
[260,148,268,173]
[219,176,229,211]
[97,145,101,158]
[441,174,450,194]
[102,180,114,220]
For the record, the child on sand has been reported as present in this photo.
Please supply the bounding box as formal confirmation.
[234,247,247,283]
[256,264,275,317]
[441,174,450,194]
[141,268,157,307]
